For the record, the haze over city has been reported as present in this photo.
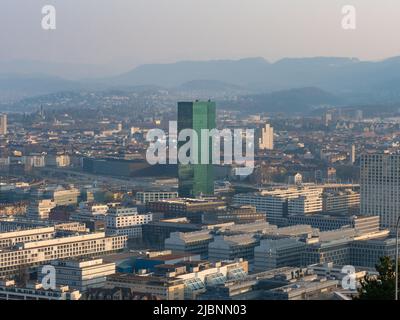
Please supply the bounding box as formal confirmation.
[1,0,400,308]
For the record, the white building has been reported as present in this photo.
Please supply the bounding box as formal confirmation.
[233,186,323,222]
[0,280,81,300]
[106,207,152,238]
[0,114,7,135]
[40,258,116,292]
[0,231,127,276]
[288,190,323,216]
[361,153,400,230]
[70,202,109,222]
[135,191,178,204]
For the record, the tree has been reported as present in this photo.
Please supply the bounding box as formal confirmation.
[357,256,396,300]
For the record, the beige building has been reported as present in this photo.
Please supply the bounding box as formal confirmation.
[0,226,55,249]
[0,114,7,136]
[0,231,127,276]
[258,123,274,150]
[0,279,81,300]
[27,199,56,220]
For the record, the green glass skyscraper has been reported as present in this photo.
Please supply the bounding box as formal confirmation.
[178,100,216,198]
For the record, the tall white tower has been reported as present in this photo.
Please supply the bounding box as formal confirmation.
[360,153,400,230]
[258,123,274,150]
[0,114,7,135]
[350,145,356,164]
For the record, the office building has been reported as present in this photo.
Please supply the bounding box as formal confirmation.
[350,237,396,268]
[0,279,81,300]
[105,207,152,239]
[39,258,116,292]
[135,191,178,204]
[146,198,225,223]
[178,101,216,198]
[208,235,259,263]
[233,186,323,224]
[0,226,55,248]
[361,153,400,230]
[287,214,380,233]
[70,202,109,222]
[322,189,360,214]
[174,259,248,300]
[106,274,185,300]
[262,278,339,300]
[254,238,306,271]
[203,205,266,225]
[26,199,56,220]
[0,231,127,276]
[218,220,277,236]
[142,218,202,249]
[46,187,80,207]
[301,228,392,268]
[164,230,214,258]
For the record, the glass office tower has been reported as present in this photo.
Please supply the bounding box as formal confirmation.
[178,101,216,198]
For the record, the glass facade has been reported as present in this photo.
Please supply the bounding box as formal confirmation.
[178,101,216,197]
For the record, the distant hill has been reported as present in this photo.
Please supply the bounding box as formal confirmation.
[223,87,342,114]
[108,58,271,88]
[106,56,400,100]
[0,73,82,102]
[5,56,400,105]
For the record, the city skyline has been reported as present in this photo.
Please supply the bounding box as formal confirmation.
[1,0,400,305]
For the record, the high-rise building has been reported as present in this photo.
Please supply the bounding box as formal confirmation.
[0,114,7,135]
[350,145,356,164]
[360,153,400,230]
[258,123,274,150]
[177,101,216,197]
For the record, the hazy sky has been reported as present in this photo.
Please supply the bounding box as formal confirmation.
[1,0,400,71]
